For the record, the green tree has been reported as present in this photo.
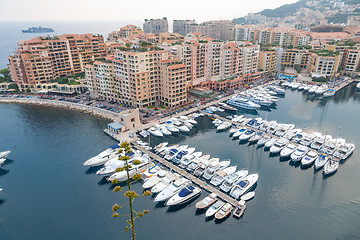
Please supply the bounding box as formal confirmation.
[112,141,150,240]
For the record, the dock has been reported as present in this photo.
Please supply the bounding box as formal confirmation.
[132,143,239,207]
[333,79,357,92]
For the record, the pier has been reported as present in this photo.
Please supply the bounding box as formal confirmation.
[132,142,239,207]
[333,78,358,92]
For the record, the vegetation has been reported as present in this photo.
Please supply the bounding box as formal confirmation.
[8,83,19,93]
[0,68,11,83]
[51,72,84,85]
[112,142,150,240]
[312,76,327,82]
[326,13,349,24]
[259,0,306,18]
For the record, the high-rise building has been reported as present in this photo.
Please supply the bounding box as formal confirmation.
[307,52,341,77]
[8,34,106,87]
[143,18,169,34]
[189,20,235,41]
[173,20,196,36]
[259,50,277,73]
[107,25,143,42]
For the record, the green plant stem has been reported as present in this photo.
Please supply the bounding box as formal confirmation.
[125,157,136,240]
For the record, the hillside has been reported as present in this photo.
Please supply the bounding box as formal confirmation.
[259,0,307,18]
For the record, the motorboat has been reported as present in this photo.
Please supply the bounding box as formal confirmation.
[0,150,11,159]
[203,160,231,180]
[280,143,297,158]
[187,118,197,125]
[291,82,300,90]
[232,128,247,139]
[210,166,237,186]
[217,122,232,131]
[298,84,307,91]
[154,177,190,202]
[270,138,289,154]
[264,137,277,149]
[195,193,217,209]
[107,158,149,182]
[212,119,223,127]
[249,131,263,143]
[323,159,339,175]
[310,134,331,150]
[205,200,225,218]
[166,185,201,206]
[141,164,162,181]
[232,115,244,122]
[183,121,193,130]
[220,170,248,192]
[314,154,328,170]
[227,97,260,110]
[274,124,295,137]
[315,85,328,95]
[283,129,302,140]
[303,85,311,91]
[192,156,217,176]
[83,144,120,167]
[218,102,237,111]
[230,174,259,199]
[257,135,272,147]
[323,89,335,98]
[323,138,345,155]
[138,130,149,138]
[164,145,188,161]
[308,85,318,93]
[173,147,195,164]
[239,129,256,141]
[333,143,355,160]
[233,200,246,218]
[177,125,190,133]
[0,158,6,165]
[96,156,137,177]
[179,151,202,168]
[301,150,318,166]
[292,133,303,143]
[290,145,309,162]
[299,133,316,146]
[266,121,279,134]
[157,125,171,136]
[151,172,179,193]
[165,123,180,133]
[169,117,182,126]
[142,169,170,188]
[148,127,163,137]
[215,203,233,220]
[154,142,168,152]
[241,191,255,201]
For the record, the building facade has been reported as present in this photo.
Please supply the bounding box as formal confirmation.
[143,18,169,34]
[173,20,196,36]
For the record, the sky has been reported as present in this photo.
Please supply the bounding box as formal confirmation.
[0,0,298,22]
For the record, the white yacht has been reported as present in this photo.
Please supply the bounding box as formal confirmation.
[308,85,318,93]
[215,203,233,220]
[310,134,331,150]
[157,125,171,136]
[151,172,179,193]
[195,193,217,210]
[0,150,11,159]
[303,85,311,91]
[314,154,328,170]
[333,143,355,160]
[210,166,237,186]
[205,200,225,218]
[165,123,180,133]
[227,97,260,110]
[83,144,120,167]
[96,156,136,177]
[274,124,295,137]
[154,177,190,202]
[249,131,264,143]
[172,147,196,164]
[220,170,248,192]
[315,85,328,95]
[107,158,149,182]
[232,128,247,139]
[239,129,256,141]
[301,151,318,166]
[217,121,232,131]
[166,185,201,206]
[177,125,190,133]
[203,160,231,180]
[257,135,272,147]
[148,127,163,137]
[299,133,316,146]
[0,158,6,165]
[192,156,217,176]
[323,159,339,175]
[230,174,259,199]
[270,138,289,154]
[323,138,345,155]
[280,143,297,158]
[179,151,202,169]
[323,89,335,98]
[143,169,169,189]
[283,128,302,140]
[290,145,309,162]
[264,137,277,149]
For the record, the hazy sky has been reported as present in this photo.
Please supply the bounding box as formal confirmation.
[1,0,297,22]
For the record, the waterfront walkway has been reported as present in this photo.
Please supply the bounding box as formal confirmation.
[132,142,239,207]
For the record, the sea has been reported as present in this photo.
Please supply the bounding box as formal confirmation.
[0,83,360,239]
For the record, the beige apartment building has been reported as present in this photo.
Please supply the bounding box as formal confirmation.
[281,49,309,68]
[259,50,277,73]
[8,34,106,88]
[107,25,144,42]
[307,52,341,77]
[343,48,360,72]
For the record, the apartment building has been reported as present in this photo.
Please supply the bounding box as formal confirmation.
[159,33,184,44]
[307,52,341,77]
[107,25,143,42]
[8,34,106,88]
[259,50,277,72]
[189,20,235,41]
[343,48,360,72]
[281,49,309,68]
[173,20,196,36]
[143,18,168,34]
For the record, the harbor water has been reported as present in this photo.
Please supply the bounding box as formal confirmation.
[0,83,360,239]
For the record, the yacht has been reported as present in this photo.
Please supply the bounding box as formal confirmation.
[157,125,171,136]
[215,203,233,220]
[177,125,190,133]
[301,151,318,166]
[232,128,247,139]
[96,156,136,177]
[333,143,355,160]
[141,164,162,181]
[264,137,277,149]
[165,124,180,133]
[323,89,335,98]
[148,127,163,137]
[183,121,193,130]
[203,160,231,180]
[83,144,120,167]
[323,159,339,175]
[249,131,263,143]
[217,122,232,131]
[154,142,168,152]
[303,85,311,91]
[283,129,302,140]
[291,82,300,90]
[323,138,345,155]
[154,177,190,202]
[210,166,237,186]
[143,169,170,189]
[315,85,328,95]
[266,121,279,134]
[0,146,11,157]
[192,156,217,176]
[270,138,289,154]
[0,158,6,165]
[230,174,259,199]
[290,145,308,162]
[239,129,256,141]
[151,172,179,193]
[308,85,318,93]
[314,154,328,170]
[227,97,260,110]
[220,169,248,192]
[280,143,297,158]
[233,200,246,218]
[310,134,331,150]
[173,147,195,164]
[206,200,225,218]
[165,145,188,161]
[299,133,316,146]
[292,133,303,143]
[166,185,201,206]
[107,158,149,182]
[179,151,202,169]
[195,193,217,209]
[274,124,295,137]
[257,135,272,147]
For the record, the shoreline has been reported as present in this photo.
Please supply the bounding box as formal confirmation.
[0,97,118,121]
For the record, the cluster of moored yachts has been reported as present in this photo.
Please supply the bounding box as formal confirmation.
[282,81,336,98]
[84,141,257,220]
[0,150,11,192]
[212,113,355,175]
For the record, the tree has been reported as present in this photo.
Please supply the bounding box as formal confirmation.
[112,141,150,240]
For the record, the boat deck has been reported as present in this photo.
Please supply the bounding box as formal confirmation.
[132,143,239,207]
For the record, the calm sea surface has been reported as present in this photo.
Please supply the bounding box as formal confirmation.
[0,83,360,239]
